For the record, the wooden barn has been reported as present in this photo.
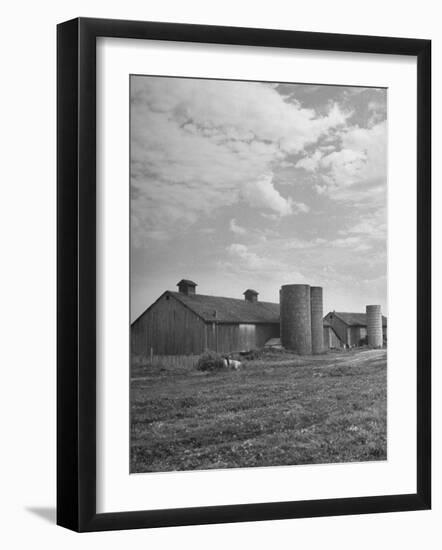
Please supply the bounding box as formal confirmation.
[131,280,280,356]
[323,311,387,348]
[322,319,343,349]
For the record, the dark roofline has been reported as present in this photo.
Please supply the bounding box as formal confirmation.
[131,290,167,326]
[132,290,280,326]
[334,312,363,326]
[325,311,387,327]
[131,290,208,326]
[172,291,279,324]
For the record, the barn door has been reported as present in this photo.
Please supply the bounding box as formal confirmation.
[238,324,256,352]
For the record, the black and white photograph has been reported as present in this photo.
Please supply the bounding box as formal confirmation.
[130,75,388,473]
[0,0,435,542]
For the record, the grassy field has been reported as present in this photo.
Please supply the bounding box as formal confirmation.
[130,348,387,473]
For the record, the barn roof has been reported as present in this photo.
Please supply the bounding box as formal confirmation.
[169,291,280,324]
[328,312,387,327]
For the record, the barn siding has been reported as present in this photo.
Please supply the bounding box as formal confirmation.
[349,326,366,346]
[324,314,367,347]
[323,326,343,348]
[324,313,348,345]
[131,294,206,356]
[207,323,238,353]
[207,322,280,353]
[238,324,256,351]
[324,313,385,348]
[132,293,281,356]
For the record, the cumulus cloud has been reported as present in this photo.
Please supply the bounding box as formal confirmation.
[339,210,387,241]
[329,236,369,250]
[229,219,247,235]
[320,148,367,185]
[292,201,310,214]
[294,120,387,203]
[131,76,349,245]
[227,243,279,271]
[295,150,323,172]
[241,175,293,217]
[279,237,325,250]
[131,81,388,319]
[240,175,310,217]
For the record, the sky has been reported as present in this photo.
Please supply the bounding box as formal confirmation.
[130,76,387,322]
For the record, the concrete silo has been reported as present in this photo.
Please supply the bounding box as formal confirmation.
[310,286,324,354]
[366,304,383,348]
[280,284,312,355]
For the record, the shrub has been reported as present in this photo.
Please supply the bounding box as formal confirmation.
[196,351,226,372]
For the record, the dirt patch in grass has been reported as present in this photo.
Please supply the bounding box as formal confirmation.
[130,349,387,472]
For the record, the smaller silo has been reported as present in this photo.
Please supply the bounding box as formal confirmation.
[310,286,324,354]
[366,305,383,348]
[280,284,312,355]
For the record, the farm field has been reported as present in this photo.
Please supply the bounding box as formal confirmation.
[130,348,387,473]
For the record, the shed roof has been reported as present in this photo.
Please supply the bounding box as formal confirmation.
[169,291,280,324]
[327,312,387,327]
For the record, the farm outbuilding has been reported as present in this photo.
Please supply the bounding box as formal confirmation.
[323,319,343,349]
[323,311,387,348]
[131,280,280,356]
[131,279,386,356]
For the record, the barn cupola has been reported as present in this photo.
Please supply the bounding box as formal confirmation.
[177,279,197,296]
[243,289,259,303]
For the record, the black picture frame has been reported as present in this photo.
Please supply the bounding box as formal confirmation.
[57,17,431,532]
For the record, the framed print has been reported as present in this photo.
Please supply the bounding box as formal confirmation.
[57,17,431,532]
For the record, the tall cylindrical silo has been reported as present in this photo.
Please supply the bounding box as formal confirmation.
[280,284,312,355]
[310,286,324,354]
[366,305,383,348]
